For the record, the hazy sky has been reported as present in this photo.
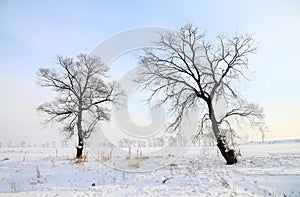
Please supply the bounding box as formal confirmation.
[0,0,299,146]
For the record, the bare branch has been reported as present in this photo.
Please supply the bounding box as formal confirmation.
[137,24,264,164]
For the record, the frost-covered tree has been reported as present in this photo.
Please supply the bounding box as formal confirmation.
[37,54,123,159]
[138,24,265,164]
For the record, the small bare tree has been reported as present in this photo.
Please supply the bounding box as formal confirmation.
[138,24,265,164]
[37,54,123,159]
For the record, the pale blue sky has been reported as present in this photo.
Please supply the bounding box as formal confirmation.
[0,0,299,146]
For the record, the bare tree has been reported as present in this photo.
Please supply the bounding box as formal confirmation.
[259,124,268,142]
[37,54,123,159]
[138,24,265,164]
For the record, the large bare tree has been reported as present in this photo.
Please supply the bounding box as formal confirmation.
[37,54,123,159]
[138,24,265,164]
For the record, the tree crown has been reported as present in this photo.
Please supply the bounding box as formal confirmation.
[37,54,124,139]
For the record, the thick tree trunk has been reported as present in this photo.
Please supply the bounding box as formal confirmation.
[76,106,84,159]
[76,135,84,159]
[212,120,237,164]
[216,136,237,165]
[208,100,237,165]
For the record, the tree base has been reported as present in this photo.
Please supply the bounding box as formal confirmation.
[76,146,83,159]
[217,138,237,165]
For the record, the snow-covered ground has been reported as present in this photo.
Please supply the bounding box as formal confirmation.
[0,140,299,196]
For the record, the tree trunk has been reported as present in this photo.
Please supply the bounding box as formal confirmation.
[216,136,237,165]
[211,122,237,164]
[212,119,237,164]
[208,100,237,165]
[76,135,84,159]
[76,106,84,159]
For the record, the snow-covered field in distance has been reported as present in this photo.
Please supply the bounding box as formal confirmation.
[0,140,299,196]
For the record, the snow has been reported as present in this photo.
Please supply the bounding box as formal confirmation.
[0,140,299,196]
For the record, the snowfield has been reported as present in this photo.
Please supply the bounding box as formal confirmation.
[0,140,299,196]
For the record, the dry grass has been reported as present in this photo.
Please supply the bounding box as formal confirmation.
[169,163,178,167]
[75,154,88,163]
[83,154,88,162]
[169,163,179,175]
[75,156,83,163]
[2,157,9,161]
[99,150,112,162]
[128,161,141,168]
[126,147,131,160]
[101,154,111,162]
